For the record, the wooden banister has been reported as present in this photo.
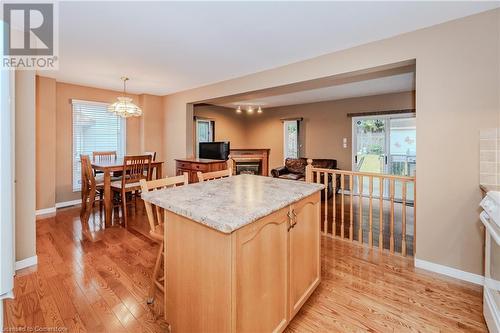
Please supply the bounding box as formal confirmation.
[306,166,416,257]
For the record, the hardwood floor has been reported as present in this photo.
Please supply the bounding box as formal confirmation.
[322,194,415,256]
[3,206,486,333]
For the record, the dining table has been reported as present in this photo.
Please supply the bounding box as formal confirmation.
[91,158,163,227]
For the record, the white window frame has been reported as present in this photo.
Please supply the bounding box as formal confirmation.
[283,119,299,160]
[72,99,126,191]
[195,118,214,157]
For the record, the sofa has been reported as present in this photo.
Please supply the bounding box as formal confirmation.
[271,158,338,198]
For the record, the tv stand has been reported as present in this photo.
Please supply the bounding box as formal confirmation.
[175,158,227,183]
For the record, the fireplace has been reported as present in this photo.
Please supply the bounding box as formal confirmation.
[229,149,270,176]
[235,161,261,175]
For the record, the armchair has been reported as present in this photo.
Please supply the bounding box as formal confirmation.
[271,158,339,198]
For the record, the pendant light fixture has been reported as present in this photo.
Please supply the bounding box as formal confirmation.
[108,77,143,118]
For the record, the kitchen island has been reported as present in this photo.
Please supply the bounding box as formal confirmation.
[142,174,324,333]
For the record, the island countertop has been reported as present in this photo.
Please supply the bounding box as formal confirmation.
[141,174,325,233]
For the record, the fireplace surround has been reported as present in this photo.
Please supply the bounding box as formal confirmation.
[230,149,270,176]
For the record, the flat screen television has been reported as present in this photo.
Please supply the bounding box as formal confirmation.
[199,141,230,160]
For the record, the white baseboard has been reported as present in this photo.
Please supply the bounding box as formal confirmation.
[414,258,484,285]
[35,206,56,216]
[55,199,81,208]
[484,288,500,333]
[15,255,37,271]
[36,199,82,216]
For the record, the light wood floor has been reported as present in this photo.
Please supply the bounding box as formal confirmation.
[322,194,415,256]
[3,206,486,333]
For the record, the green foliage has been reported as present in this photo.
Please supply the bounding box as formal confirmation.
[360,119,385,133]
[368,144,383,155]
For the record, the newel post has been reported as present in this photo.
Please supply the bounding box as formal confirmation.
[227,155,234,175]
[305,159,313,183]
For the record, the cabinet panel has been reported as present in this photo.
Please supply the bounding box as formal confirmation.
[235,208,289,333]
[289,192,321,318]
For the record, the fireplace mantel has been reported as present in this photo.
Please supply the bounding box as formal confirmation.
[230,149,270,176]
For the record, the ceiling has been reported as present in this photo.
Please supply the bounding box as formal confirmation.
[41,1,499,95]
[216,72,415,109]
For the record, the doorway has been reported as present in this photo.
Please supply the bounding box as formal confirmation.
[352,114,416,200]
[352,114,416,176]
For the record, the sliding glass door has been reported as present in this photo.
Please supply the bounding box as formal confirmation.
[352,114,415,176]
[353,118,388,174]
[388,117,416,177]
[352,114,416,200]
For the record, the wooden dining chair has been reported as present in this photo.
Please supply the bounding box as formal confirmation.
[92,151,117,161]
[144,151,156,161]
[92,151,118,175]
[80,155,104,222]
[140,172,189,305]
[111,155,152,227]
[197,159,233,182]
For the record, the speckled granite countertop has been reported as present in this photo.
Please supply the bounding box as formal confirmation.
[141,174,325,234]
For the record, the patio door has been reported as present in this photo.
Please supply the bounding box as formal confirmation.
[352,114,416,199]
[352,114,416,176]
[353,117,389,174]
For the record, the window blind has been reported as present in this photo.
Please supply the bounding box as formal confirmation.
[72,99,126,191]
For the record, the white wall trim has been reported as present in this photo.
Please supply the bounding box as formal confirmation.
[36,199,82,216]
[15,255,37,271]
[35,207,56,216]
[55,199,81,209]
[415,258,484,285]
[484,288,500,333]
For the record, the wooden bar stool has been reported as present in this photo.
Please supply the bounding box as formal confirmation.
[140,173,189,304]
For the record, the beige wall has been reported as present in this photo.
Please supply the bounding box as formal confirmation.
[194,92,415,172]
[36,76,56,210]
[194,105,248,149]
[36,78,163,207]
[164,9,500,275]
[16,71,36,261]
[54,82,141,203]
[139,94,165,163]
[246,92,415,171]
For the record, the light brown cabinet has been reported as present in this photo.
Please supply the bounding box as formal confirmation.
[175,158,227,183]
[234,206,290,333]
[289,195,321,318]
[164,191,321,333]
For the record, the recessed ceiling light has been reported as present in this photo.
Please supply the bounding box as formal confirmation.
[247,106,254,114]
[257,106,263,114]
[236,106,242,113]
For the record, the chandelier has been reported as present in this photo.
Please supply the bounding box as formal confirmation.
[108,77,143,118]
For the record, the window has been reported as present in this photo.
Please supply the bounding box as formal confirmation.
[72,99,126,191]
[195,119,214,157]
[283,120,299,160]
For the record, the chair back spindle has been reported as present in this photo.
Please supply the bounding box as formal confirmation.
[122,155,152,188]
[92,151,117,161]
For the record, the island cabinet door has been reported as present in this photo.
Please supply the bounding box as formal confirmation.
[233,206,290,333]
[288,192,321,319]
